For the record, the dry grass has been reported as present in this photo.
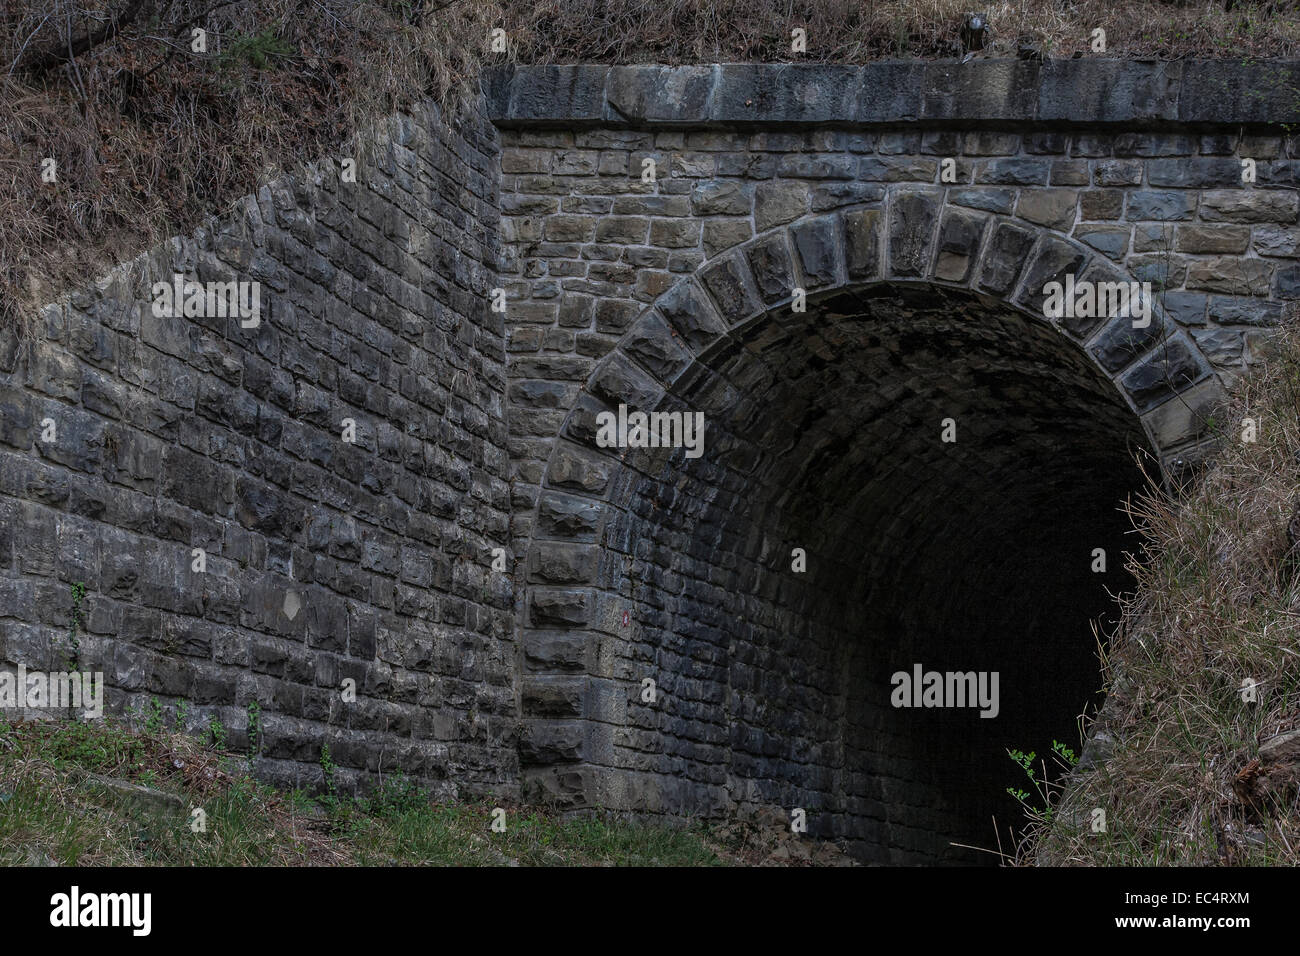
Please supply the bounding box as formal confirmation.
[1028,323,1300,865]
[503,0,1300,64]
[0,0,501,336]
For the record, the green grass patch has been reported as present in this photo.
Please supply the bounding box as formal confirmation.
[0,716,730,867]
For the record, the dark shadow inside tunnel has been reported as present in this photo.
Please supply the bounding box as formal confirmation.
[605,282,1151,864]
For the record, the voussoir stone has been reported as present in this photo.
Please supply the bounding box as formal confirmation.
[888,189,941,277]
[699,253,762,325]
[745,234,798,303]
[842,208,883,280]
[790,215,843,289]
[623,312,692,380]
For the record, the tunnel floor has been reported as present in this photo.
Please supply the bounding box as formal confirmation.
[609,283,1151,863]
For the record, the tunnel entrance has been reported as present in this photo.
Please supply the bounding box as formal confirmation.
[605,282,1150,864]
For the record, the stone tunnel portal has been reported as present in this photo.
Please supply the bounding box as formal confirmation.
[597,283,1150,863]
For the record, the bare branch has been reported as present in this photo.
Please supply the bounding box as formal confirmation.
[18,0,147,75]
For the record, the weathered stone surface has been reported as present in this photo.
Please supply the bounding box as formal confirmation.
[1052,261,1124,341]
[489,64,608,123]
[1126,190,1197,221]
[623,313,691,380]
[977,222,1035,294]
[519,720,585,763]
[1160,291,1207,326]
[1016,189,1078,231]
[975,158,1049,185]
[3,98,517,802]
[1120,335,1208,411]
[1080,190,1124,220]
[1200,189,1300,223]
[811,181,884,211]
[933,209,986,282]
[950,188,1017,215]
[605,65,714,123]
[842,208,882,280]
[1253,225,1300,257]
[528,542,597,584]
[657,281,727,351]
[492,62,1300,129]
[1014,237,1088,317]
[699,253,762,325]
[1186,258,1273,294]
[1038,59,1182,123]
[1089,317,1174,373]
[1139,376,1222,449]
[702,219,753,258]
[745,234,798,303]
[536,492,603,539]
[530,589,591,627]
[521,677,586,717]
[691,180,751,216]
[888,189,941,277]
[1207,296,1285,327]
[1074,225,1129,259]
[1192,328,1243,365]
[790,215,842,288]
[1279,266,1300,299]
[549,442,615,493]
[1094,159,1143,187]
[589,353,663,410]
[754,181,810,231]
[1175,224,1251,254]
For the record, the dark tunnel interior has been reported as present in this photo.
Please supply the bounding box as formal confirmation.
[609,283,1151,864]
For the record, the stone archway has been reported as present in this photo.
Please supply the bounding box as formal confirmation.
[515,191,1223,862]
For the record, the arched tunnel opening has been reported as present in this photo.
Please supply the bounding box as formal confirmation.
[605,282,1151,864]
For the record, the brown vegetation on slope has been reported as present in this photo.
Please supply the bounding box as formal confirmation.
[1033,324,1300,865]
[2,1,1299,331]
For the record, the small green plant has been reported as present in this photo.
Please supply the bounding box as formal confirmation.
[144,697,164,735]
[64,581,86,671]
[319,742,338,809]
[1006,740,1081,825]
[175,699,189,730]
[1052,739,1080,768]
[208,715,227,752]
[363,774,427,818]
[46,721,144,773]
[217,29,294,71]
[246,701,261,770]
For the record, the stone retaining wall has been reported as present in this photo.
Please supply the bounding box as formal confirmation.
[0,99,517,799]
